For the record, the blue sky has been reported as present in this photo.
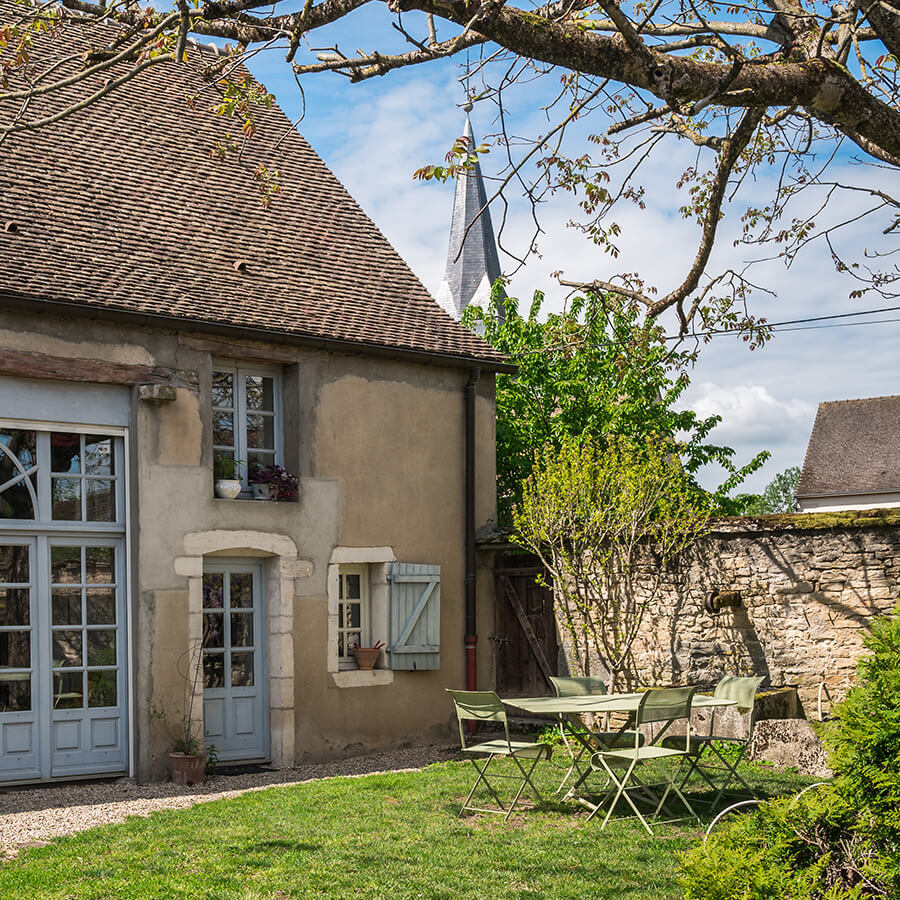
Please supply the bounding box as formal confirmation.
[241,28,897,494]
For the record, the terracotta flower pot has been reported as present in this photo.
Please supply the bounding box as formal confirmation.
[169,751,207,785]
[352,647,382,670]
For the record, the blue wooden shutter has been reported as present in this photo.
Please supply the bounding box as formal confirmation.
[389,563,440,670]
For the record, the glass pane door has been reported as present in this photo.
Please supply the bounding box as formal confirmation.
[202,563,267,762]
[48,539,126,779]
[0,541,39,780]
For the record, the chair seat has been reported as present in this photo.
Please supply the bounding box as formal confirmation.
[660,734,745,754]
[590,730,644,749]
[463,739,550,759]
[594,745,687,766]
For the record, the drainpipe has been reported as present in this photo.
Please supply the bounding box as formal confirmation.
[464,367,481,693]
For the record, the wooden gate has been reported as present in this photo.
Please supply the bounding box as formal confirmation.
[492,553,559,697]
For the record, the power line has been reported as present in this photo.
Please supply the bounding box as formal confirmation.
[670,302,900,340]
[769,315,900,334]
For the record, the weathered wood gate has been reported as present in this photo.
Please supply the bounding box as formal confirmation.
[492,553,559,697]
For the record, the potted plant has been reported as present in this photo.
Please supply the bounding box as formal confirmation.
[150,643,208,785]
[249,463,299,501]
[213,454,243,499]
[352,639,385,671]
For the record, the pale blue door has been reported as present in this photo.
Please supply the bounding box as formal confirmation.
[0,540,41,781]
[202,562,268,762]
[47,539,128,778]
[0,426,129,782]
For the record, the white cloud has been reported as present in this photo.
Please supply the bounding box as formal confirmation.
[679,383,816,492]
[687,384,813,440]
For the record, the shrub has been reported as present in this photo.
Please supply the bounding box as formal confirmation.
[679,601,900,898]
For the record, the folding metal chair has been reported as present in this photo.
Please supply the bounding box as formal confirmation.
[548,675,643,796]
[664,675,764,812]
[585,686,700,834]
[447,689,551,820]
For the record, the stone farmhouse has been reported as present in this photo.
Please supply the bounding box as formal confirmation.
[0,14,510,782]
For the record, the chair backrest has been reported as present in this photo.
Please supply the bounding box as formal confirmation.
[549,676,608,698]
[637,686,698,725]
[713,676,764,714]
[447,689,510,750]
[633,686,698,751]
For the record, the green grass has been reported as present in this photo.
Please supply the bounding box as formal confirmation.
[0,759,815,899]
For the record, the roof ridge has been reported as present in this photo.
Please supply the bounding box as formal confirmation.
[817,393,900,406]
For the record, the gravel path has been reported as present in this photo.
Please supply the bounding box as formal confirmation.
[0,745,459,859]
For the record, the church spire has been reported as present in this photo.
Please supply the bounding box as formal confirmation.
[435,112,505,321]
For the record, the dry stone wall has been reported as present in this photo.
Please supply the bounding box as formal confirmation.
[627,510,900,715]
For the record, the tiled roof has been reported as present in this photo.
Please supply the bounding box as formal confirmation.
[0,11,508,368]
[797,395,900,497]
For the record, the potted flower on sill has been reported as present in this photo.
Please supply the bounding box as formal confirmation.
[352,639,385,671]
[249,463,299,501]
[213,454,243,500]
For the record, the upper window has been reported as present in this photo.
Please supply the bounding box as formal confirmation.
[212,364,282,489]
[0,429,123,525]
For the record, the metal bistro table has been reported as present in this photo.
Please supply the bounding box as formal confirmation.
[503,692,737,797]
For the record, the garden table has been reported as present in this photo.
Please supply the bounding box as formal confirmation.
[503,692,737,798]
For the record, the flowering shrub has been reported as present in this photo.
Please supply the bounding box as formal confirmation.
[249,464,299,501]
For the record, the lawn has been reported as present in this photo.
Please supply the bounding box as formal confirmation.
[0,758,814,899]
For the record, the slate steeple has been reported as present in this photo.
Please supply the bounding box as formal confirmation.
[435,112,505,321]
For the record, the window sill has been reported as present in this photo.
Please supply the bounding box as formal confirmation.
[329,669,394,689]
[212,496,298,504]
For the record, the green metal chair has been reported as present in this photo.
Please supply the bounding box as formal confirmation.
[447,689,551,820]
[586,686,700,834]
[548,675,644,796]
[663,675,764,812]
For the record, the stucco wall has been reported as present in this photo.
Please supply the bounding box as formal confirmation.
[625,511,900,715]
[1,308,498,780]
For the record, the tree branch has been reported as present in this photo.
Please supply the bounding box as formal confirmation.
[648,107,766,319]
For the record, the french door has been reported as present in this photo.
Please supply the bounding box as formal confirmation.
[0,425,128,782]
[201,561,268,762]
[0,537,128,780]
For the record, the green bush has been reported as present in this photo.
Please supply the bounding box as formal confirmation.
[679,601,900,898]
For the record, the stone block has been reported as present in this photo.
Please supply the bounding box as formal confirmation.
[749,719,832,778]
[138,383,177,404]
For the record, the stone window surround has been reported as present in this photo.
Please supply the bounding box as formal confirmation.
[175,529,312,769]
[327,547,395,688]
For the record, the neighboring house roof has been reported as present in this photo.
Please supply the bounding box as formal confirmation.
[0,12,508,369]
[434,114,505,322]
[797,395,900,497]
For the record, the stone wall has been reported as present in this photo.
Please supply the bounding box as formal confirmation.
[627,510,900,715]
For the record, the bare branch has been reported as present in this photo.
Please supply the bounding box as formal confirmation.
[295,30,484,80]
[648,107,766,320]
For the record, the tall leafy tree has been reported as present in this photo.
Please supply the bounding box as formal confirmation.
[463,288,767,525]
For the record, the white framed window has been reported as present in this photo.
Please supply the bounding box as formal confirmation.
[327,548,394,688]
[212,363,283,489]
[337,564,368,668]
[0,428,125,526]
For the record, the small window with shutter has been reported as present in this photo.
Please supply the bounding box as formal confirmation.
[389,563,440,671]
